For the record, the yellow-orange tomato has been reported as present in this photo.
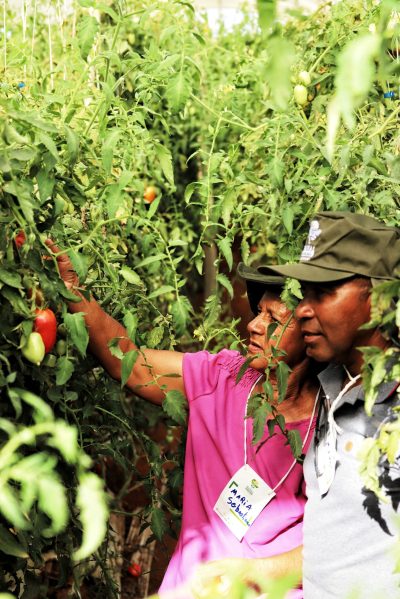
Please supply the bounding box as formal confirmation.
[143,186,157,203]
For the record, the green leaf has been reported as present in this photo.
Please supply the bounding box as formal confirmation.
[121,350,138,388]
[136,253,167,268]
[64,312,89,357]
[221,189,236,227]
[101,129,120,174]
[163,389,187,425]
[68,249,88,281]
[276,361,290,403]
[73,473,108,561]
[37,168,55,201]
[38,475,68,535]
[282,205,294,235]
[9,388,53,423]
[146,326,164,348]
[0,485,28,529]
[2,288,30,316]
[147,195,162,219]
[216,273,233,299]
[171,296,191,335]
[56,357,74,385]
[120,266,142,286]
[64,125,79,164]
[151,507,168,541]
[148,285,174,300]
[0,523,28,558]
[287,429,303,459]
[252,403,271,445]
[37,132,59,161]
[184,181,199,204]
[335,33,380,131]
[49,421,78,463]
[77,15,99,61]
[265,37,296,111]
[236,356,256,384]
[165,71,191,112]
[155,143,174,187]
[104,183,123,219]
[0,269,22,289]
[123,312,138,342]
[263,573,301,599]
[217,237,233,271]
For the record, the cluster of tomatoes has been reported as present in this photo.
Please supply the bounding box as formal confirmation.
[14,230,58,366]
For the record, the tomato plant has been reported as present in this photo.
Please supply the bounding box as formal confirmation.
[0,0,398,597]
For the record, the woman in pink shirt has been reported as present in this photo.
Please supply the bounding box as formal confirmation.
[52,247,319,599]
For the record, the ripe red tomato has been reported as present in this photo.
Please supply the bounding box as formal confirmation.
[34,308,57,353]
[143,186,157,203]
[127,562,142,577]
[14,230,26,248]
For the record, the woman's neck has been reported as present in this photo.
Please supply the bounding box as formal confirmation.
[255,358,320,422]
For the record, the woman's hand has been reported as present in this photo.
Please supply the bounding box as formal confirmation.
[45,240,80,291]
[190,558,263,598]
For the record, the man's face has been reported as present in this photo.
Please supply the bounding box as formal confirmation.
[295,278,373,369]
[246,290,306,372]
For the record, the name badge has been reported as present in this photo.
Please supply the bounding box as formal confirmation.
[214,464,276,541]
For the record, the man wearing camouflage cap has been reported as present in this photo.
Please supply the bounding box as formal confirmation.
[248,211,400,598]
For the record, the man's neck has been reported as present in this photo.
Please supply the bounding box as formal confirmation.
[267,358,320,421]
[342,331,392,378]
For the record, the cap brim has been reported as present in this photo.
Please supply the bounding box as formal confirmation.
[257,263,356,283]
[237,262,286,286]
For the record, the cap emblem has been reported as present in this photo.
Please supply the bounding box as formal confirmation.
[300,219,322,262]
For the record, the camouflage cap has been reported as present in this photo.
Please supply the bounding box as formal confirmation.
[237,262,285,315]
[256,211,400,283]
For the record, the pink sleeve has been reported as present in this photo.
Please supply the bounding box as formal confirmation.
[182,349,243,403]
[182,350,221,403]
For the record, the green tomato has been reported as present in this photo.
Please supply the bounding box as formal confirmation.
[298,70,311,86]
[56,339,67,356]
[21,332,45,366]
[43,353,57,368]
[294,84,308,106]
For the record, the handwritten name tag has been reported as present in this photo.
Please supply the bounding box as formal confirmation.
[214,464,276,541]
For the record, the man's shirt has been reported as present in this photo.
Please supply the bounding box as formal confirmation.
[303,363,400,599]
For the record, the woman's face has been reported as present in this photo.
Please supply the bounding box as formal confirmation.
[246,290,306,372]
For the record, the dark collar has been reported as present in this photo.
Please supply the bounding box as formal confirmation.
[318,363,398,410]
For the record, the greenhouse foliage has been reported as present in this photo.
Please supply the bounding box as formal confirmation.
[0,0,399,596]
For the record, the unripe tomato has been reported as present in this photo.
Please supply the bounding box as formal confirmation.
[34,308,57,353]
[143,186,157,203]
[127,562,142,577]
[56,339,67,356]
[14,230,26,248]
[294,84,308,106]
[298,70,311,86]
[21,332,46,365]
[43,353,57,368]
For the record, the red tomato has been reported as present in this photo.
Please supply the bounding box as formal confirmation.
[14,230,26,248]
[143,186,157,203]
[127,562,142,577]
[34,308,57,353]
